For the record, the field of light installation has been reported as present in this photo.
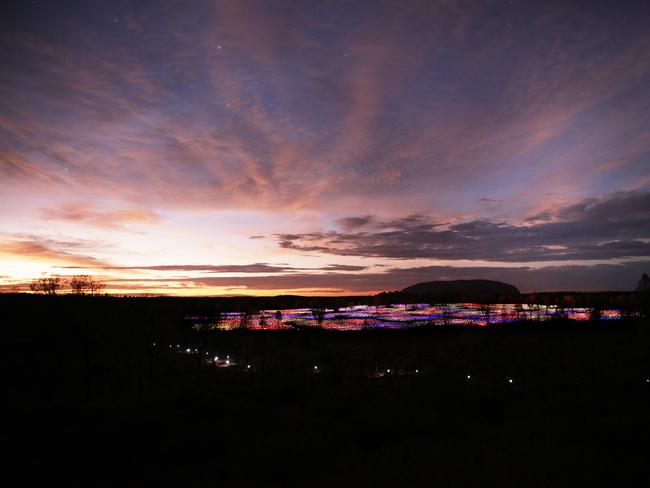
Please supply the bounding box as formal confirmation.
[187,303,623,330]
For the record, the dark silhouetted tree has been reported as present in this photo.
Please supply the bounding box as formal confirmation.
[590,307,602,321]
[311,307,326,328]
[239,310,253,329]
[441,306,453,326]
[638,273,650,317]
[274,310,283,328]
[479,303,492,325]
[29,275,62,295]
[637,273,650,293]
[69,275,104,295]
[515,303,526,322]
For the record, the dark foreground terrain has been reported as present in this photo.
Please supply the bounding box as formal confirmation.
[3,294,650,486]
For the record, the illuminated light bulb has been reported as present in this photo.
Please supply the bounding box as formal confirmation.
[314,365,318,370]
[387,369,391,373]
[415,369,419,373]
[467,375,471,380]
[508,378,513,384]
[247,365,251,369]
[186,348,191,353]
[226,360,230,365]
[214,356,218,362]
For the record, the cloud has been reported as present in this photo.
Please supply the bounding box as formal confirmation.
[336,216,375,231]
[102,261,647,294]
[42,204,159,230]
[61,263,295,273]
[1,1,649,294]
[58,262,368,273]
[320,264,368,271]
[276,191,650,262]
[3,260,646,294]
[0,236,112,268]
[2,0,647,219]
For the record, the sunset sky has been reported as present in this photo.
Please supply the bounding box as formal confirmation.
[1,0,649,295]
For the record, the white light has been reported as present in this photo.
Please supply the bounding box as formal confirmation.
[415,369,419,373]
[226,360,230,365]
[186,348,191,353]
[508,378,513,384]
[247,365,251,369]
[467,375,471,380]
[314,365,318,370]
[387,369,391,373]
[227,355,230,359]
[214,356,218,362]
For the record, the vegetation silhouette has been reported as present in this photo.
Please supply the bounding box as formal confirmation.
[29,275,62,294]
[3,273,649,485]
[69,274,104,295]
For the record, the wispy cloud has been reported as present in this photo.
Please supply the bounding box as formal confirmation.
[1,0,649,294]
[0,235,112,268]
[101,261,647,294]
[58,262,369,273]
[42,204,159,230]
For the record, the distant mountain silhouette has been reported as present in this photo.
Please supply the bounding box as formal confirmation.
[402,279,520,299]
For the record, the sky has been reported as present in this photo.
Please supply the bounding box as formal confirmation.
[1,0,649,296]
